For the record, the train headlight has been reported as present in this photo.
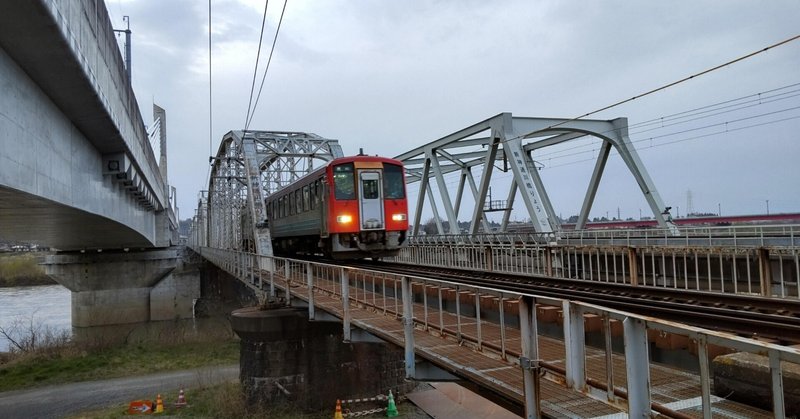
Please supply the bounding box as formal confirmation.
[392,213,407,221]
[337,214,353,223]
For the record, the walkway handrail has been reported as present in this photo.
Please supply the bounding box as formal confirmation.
[192,245,799,418]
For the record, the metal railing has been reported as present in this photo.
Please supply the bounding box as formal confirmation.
[194,246,800,418]
[399,225,800,299]
[410,224,800,248]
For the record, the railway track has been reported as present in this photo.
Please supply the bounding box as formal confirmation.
[319,258,800,344]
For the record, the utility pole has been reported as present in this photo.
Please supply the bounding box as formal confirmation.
[113,16,132,81]
[766,199,770,215]
[718,203,721,216]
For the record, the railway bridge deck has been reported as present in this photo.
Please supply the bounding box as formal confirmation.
[195,246,800,418]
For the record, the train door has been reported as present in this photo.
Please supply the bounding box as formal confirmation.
[358,171,384,230]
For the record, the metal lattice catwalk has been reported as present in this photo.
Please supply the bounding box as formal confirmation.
[203,131,343,255]
[397,113,678,236]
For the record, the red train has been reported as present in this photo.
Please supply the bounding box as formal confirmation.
[265,155,409,259]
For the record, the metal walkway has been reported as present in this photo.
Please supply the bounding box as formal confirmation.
[196,247,798,418]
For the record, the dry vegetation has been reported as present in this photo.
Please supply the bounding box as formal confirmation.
[0,253,55,286]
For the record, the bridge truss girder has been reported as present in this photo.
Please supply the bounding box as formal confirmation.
[204,131,343,254]
[397,113,677,236]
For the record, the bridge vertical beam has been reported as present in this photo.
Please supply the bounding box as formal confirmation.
[563,301,586,391]
[412,159,431,236]
[518,296,541,419]
[769,350,786,419]
[341,268,351,342]
[306,262,315,320]
[470,133,500,234]
[453,169,468,220]
[401,276,416,379]
[623,317,651,417]
[758,248,773,297]
[426,187,446,234]
[628,247,640,286]
[500,179,518,232]
[428,149,460,234]
[465,169,492,232]
[576,141,612,230]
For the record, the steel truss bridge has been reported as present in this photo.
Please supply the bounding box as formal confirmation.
[189,116,800,418]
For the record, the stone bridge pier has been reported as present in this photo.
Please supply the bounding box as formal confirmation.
[43,247,199,327]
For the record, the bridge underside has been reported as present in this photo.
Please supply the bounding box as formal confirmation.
[0,186,151,249]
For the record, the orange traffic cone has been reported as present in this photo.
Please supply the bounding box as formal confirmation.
[155,394,164,413]
[334,399,344,419]
[175,388,187,407]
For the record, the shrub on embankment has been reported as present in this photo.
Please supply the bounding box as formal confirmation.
[0,253,55,286]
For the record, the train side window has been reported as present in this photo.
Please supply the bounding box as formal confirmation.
[383,163,405,199]
[333,163,356,200]
[315,180,322,205]
[303,185,310,211]
[295,190,302,214]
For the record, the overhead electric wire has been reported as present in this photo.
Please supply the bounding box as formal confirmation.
[205,0,214,190]
[530,83,800,160]
[544,105,800,162]
[627,82,800,130]
[246,0,288,130]
[546,114,800,170]
[512,33,800,139]
[243,0,271,131]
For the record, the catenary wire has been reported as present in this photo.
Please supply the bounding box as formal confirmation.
[243,0,271,131]
[510,34,800,140]
[246,0,288,130]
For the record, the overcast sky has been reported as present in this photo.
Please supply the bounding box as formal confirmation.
[107,0,800,223]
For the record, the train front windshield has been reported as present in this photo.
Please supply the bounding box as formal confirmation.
[333,163,356,200]
[382,164,405,199]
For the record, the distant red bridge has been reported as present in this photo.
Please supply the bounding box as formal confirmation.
[560,213,800,230]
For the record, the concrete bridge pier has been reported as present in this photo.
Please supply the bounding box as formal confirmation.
[44,248,198,327]
[231,305,413,411]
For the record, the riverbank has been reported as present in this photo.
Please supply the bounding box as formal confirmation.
[0,253,55,287]
[0,331,239,392]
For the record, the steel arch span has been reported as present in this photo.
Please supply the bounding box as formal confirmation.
[397,113,677,236]
[199,130,343,255]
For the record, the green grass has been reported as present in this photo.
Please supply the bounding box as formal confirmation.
[0,339,239,392]
[0,253,55,286]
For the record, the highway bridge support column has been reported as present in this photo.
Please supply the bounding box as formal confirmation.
[44,248,184,327]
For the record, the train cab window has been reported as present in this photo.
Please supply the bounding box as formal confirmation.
[309,184,316,210]
[362,177,380,199]
[383,164,405,199]
[333,163,356,200]
[303,185,310,211]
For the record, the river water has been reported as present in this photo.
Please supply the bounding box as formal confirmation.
[0,285,71,352]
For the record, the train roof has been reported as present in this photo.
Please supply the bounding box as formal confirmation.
[266,155,404,199]
[329,155,404,166]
